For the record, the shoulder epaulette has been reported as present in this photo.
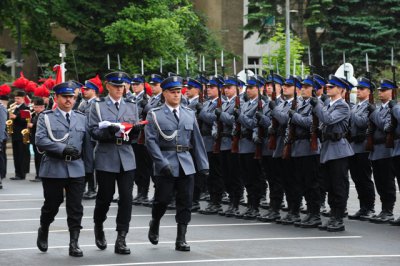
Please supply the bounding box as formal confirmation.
[43,110,53,114]
[150,106,162,112]
[182,105,193,111]
[73,110,85,116]
[96,97,105,102]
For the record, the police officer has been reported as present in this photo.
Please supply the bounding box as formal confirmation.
[35,81,90,257]
[89,71,140,255]
[390,92,400,225]
[347,77,376,220]
[0,86,8,188]
[257,73,285,222]
[215,76,244,217]
[198,76,225,215]
[146,75,208,251]
[9,90,30,180]
[310,75,354,232]
[28,98,46,182]
[289,76,321,228]
[78,76,102,199]
[235,76,264,220]
[368,79,397,224]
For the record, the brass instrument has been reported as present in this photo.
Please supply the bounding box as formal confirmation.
[6,102,17,135]
[22,111,34,144]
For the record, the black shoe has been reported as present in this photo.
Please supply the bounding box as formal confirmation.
[94,224,107,250]
[348,208,367,220]
[148,219,160,245]
[370,211,394,224]
[225,206,238,218]
[318,217,334,231]
[327,217,345,232]
[243,208,260,220]
[221,193,230,204]
[300,214,322,228]
[167,201,176,210]
[83,190,97,200]
[359,209,375,221]
[260,199,270,210]
[30,178,42,182]
[235,207,252,219]
[10,176,24,180]
[69,231,83,257]
[37,226,49,252]
[191,202,201,212]
[175,224,190,251]
[390,216,400,226]
[281,213,301,225]
[199,203,222,215]
[258,210,281,222]
[115,231,130,254]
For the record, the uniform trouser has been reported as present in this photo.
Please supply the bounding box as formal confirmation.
[0,141,6,179]
[239,153,263,208]
[321,157,349,217]
[32,144,43,179]
[221,150,242,206]
[392,156,400,191]
[293,155,321,214]
[267,157,284,210]
[371,158,396,212]
[318,163,327,205]
[40,177,85,230]
[278,157,299,213]
[94,168,135,232]
[207,152,224,204]
[348,153,375,210]
[132,144,153,196]
[85,172,96,191]
[12,140,30,178]
[152,166,194,225]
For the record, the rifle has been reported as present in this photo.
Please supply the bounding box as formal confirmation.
[254,77,264,159]
[231,57,241,153]
[308,48,319,151]
[282,81,297,160]
[364,53,375,151]
[137,91,149,145]
[267,69,278,150]
[386,48,397,148]
[213,79,223,153]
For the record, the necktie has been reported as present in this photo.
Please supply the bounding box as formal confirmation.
[66,113,70,124]
[115,102,119,111]
[173,109,179,122]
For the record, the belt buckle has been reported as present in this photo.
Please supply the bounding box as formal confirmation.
[65,155,72,162]
[176,145,183,152]
[116,138,123,145]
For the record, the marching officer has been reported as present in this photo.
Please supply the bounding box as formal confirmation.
[89,71,140,255]
[78,76,102,199]
[28,98,46,182]
[347,77,376,220]
[215,76,244,217]
[368,79,397,224]
[198,76,225,214]
[235,76,264,220]
[390,92,400,225]
[9,90,30,180]
[289,76,322,228]
[257,73,285,222]
[145,75,209,251]
[310,75,354,232]
[35,81,91,257]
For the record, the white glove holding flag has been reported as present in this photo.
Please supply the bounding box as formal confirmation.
[99,121,134,141]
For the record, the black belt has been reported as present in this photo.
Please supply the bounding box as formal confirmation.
[373,138,386,145]
[350,134,366,143]
[221,133,232,138]
[45,152,81,161]
[321,132,347,142]
[160,145,191,152]
[240,132,252,139]
[99,138,131,145]
[294,134,310,140]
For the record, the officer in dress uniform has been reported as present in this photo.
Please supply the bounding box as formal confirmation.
[269,75,302,225]
[234,76,264,220]
[389,91,400,225]
[368,79,397,224]
[256,73,285,222]
[145,75,209,251]
[28,98,46,182]
[347,77,376,220]
[78,77,102,199]
[35,81,91,257]
[214,76,244,217]
[289,76,322,228]
[310,75,354,232]
[129,74,153,206]
[198,76,225,215]
[9,90,30,180]
[0,84,10,187]
[89,71,140,255]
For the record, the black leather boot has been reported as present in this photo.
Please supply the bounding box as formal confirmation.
[94,224,107,250]
[115,231,130,254]
[69,230,83,257]
[148,219,160,245]
[175,224,190,251]
[37,225,49,252]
